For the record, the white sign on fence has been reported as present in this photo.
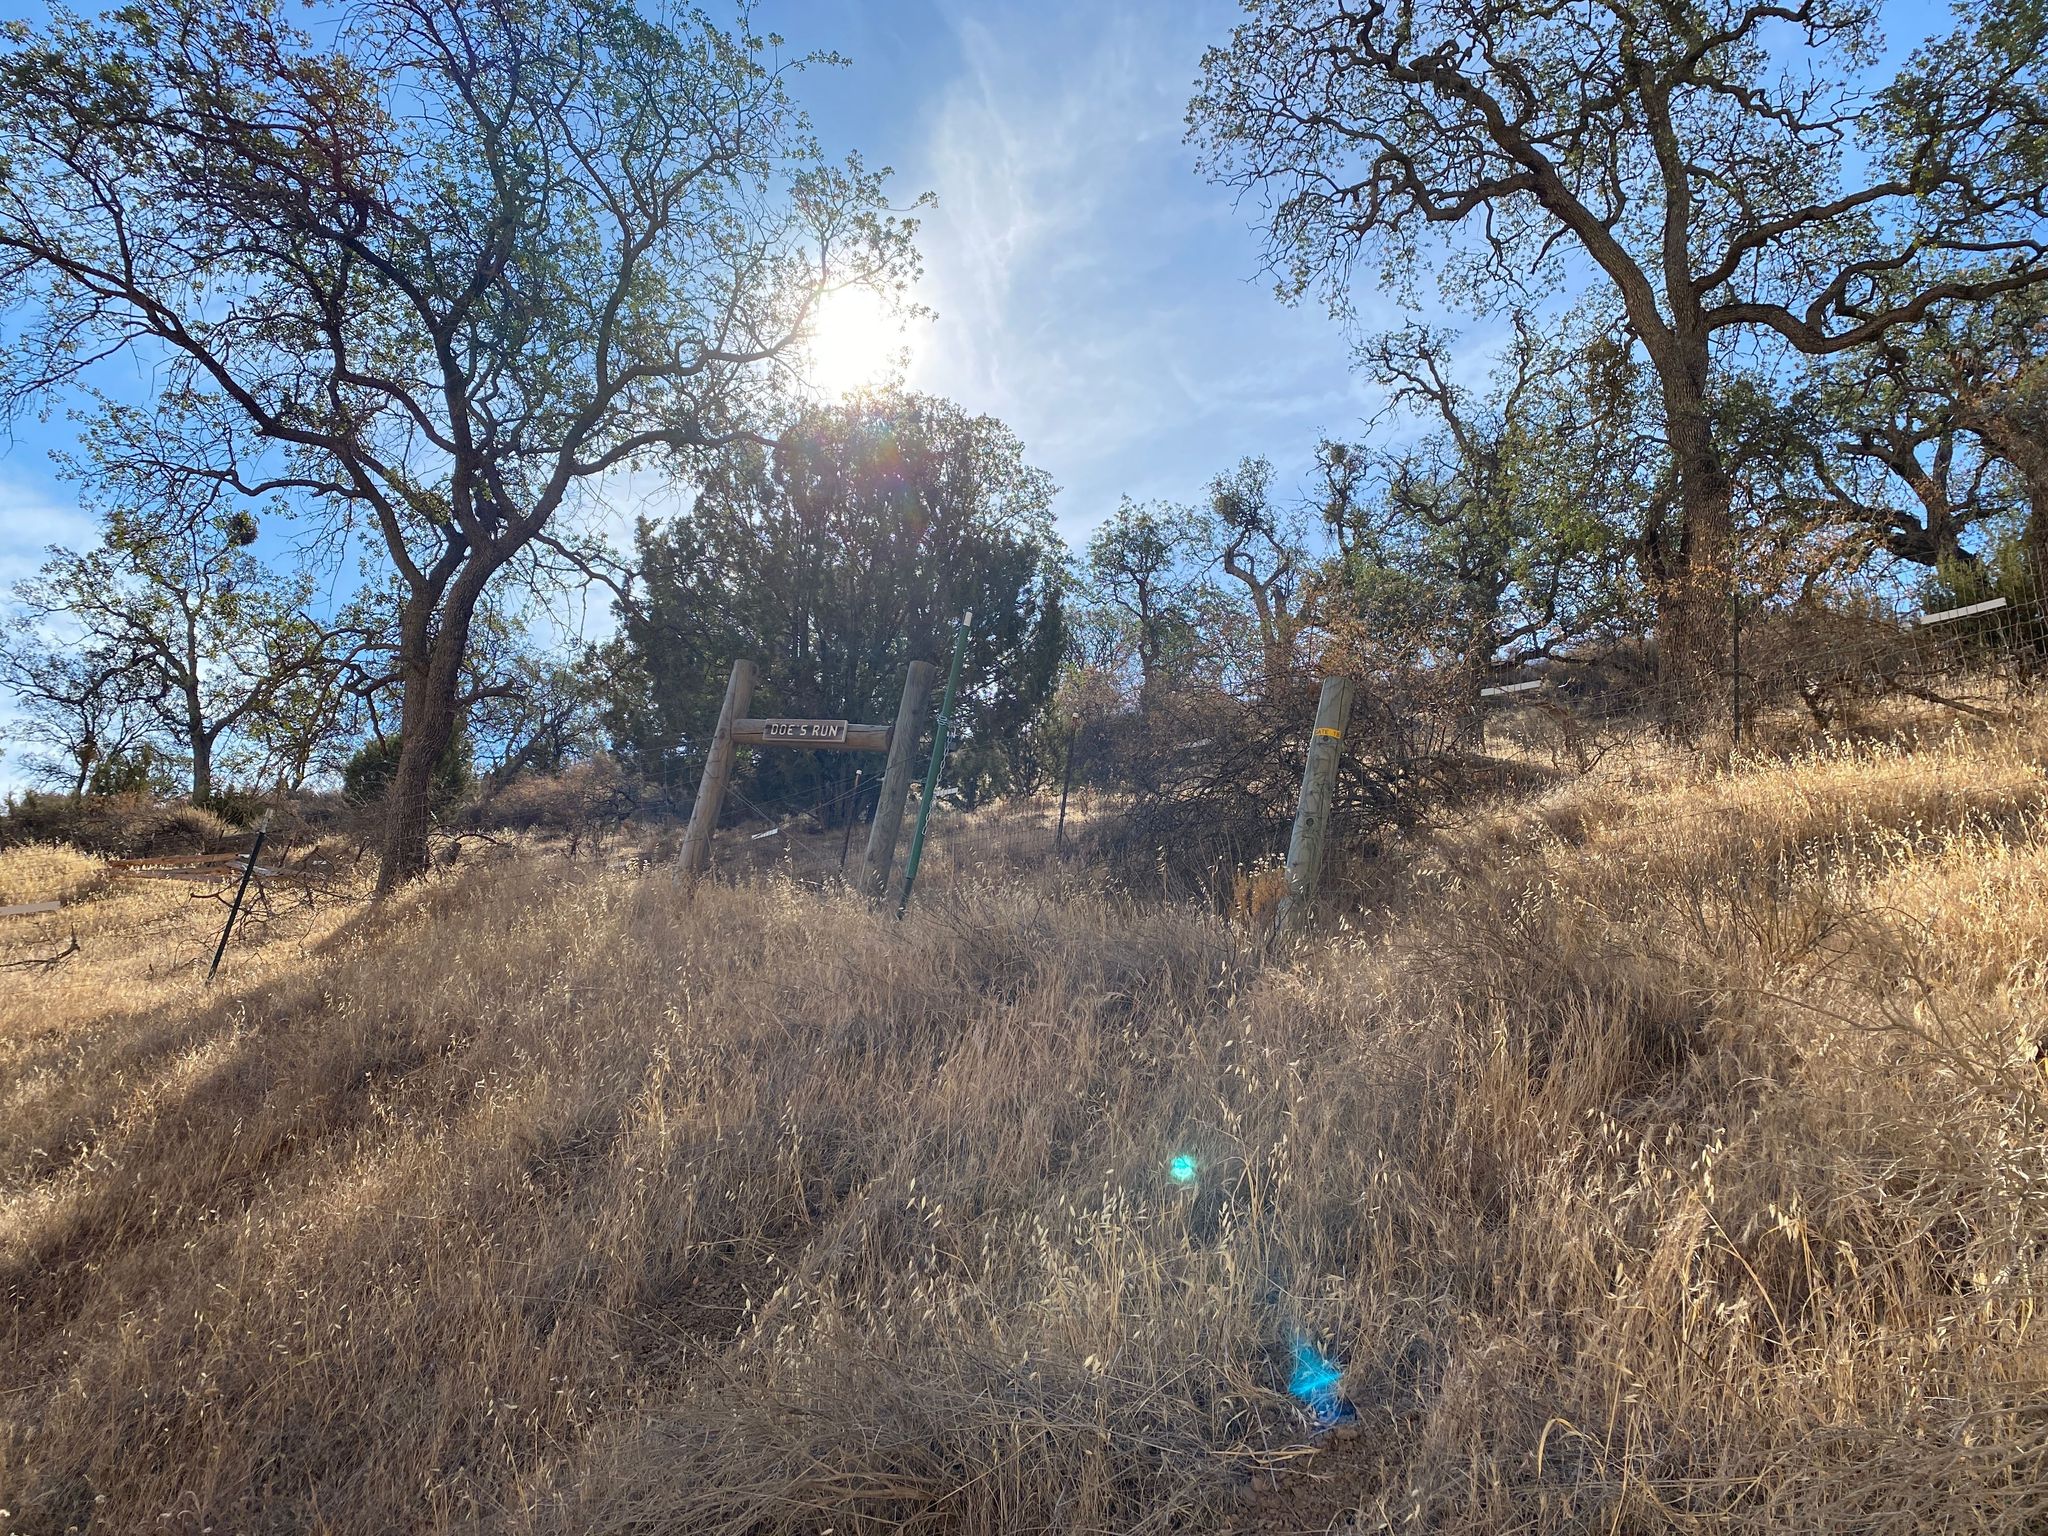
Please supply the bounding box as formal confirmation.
[1918,596,2009,627]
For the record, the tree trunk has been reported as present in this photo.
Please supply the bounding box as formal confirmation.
[190,730,212,803]
[375,574,486,895]
[1652,363,1734,735]
[1654,471,1734,733]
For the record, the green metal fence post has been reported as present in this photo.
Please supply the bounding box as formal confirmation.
[896,611,971,918]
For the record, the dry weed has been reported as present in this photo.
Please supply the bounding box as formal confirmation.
[4,707,2048,1533]
[0,846,104,910]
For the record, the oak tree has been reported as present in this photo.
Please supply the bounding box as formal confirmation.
[0,0,916,888]
[1190,0,2048,704]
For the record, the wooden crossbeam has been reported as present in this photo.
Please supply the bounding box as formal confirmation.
[119,866,280,882]
[1918,596,2009,626]
[731,718,890,752]
[108,852,248,870]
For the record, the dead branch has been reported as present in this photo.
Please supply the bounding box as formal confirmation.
[2,931,79,970]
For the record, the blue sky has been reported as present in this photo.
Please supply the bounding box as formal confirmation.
[0,0,1385,602]
[0,0,1967,787]
[777,0,1387,525]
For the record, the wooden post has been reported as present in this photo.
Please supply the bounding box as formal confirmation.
[678,659,755,882]
[1054,719,1079,853]
[861,659,935,901]
[1276,676,1355,936]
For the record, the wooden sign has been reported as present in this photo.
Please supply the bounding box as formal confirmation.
[732,718,890,752]
[755,718,848,743]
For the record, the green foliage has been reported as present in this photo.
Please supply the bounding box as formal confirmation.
[85,742,179,799]
[1323,319,1639,678]
[607,390,1065,814]
[342,735,474,816]
[1082,499,1213,698]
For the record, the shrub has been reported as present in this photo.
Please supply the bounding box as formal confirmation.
[85,742,181,798]
[472,758,638,849]
[0,791,234,857]
[341,734,474,814]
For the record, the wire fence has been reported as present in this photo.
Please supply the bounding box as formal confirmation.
[9,575,2048,984]
[551,573,2048,913]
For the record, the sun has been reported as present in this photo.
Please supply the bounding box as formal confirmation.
[804,285,914,398]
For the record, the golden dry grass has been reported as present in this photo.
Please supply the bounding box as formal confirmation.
[5,710,2048,1533]
[0,846,103,910]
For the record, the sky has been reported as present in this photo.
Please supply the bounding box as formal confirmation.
[0,0,1386,600]
[0,0,1964,788]
[775,0,1387,524]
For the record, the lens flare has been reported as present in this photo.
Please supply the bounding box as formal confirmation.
[1288,1336,1346,1423]
[1168,1154,1199,1184]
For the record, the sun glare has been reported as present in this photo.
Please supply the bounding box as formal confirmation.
[805,285,913,398]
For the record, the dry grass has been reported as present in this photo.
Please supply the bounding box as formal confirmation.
[0,846,104,910]
[6,708,2048,1533]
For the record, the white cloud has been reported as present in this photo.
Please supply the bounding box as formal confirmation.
[0,471,93,590]
[902,3,1376,542]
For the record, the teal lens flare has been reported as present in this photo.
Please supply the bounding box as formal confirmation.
[1289,1336,1345,1423]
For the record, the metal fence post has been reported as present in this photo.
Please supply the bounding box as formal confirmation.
[207,813,271,983]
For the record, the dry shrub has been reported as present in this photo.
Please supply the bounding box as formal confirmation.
[1230,855,1289,932]
[5,709,2048,1532]
[1085,670,1488,899]
[0,793,233,858]
[473,759,639,850]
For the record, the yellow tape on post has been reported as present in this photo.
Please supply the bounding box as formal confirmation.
[1315,727,1343,739]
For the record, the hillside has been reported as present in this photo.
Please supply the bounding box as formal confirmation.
[6,712,2048,1534]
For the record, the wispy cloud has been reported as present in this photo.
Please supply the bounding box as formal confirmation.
[0,471,93,591]
[904,3,1373,539]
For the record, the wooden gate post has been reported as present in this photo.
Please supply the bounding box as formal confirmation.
[1276,676,1356,936]
[861,658,935,901]
[678,659,756,882]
